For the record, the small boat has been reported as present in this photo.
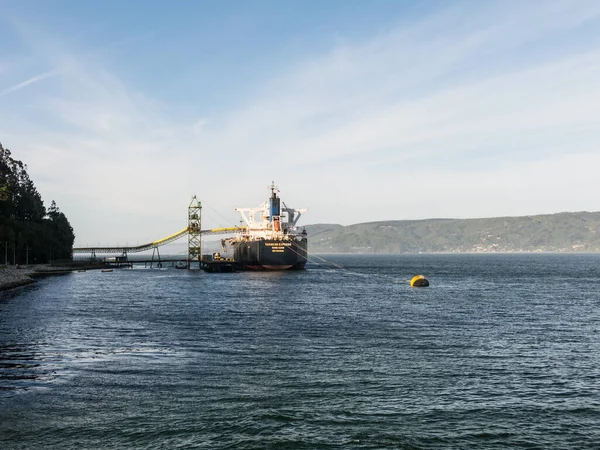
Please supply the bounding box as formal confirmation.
[175,261,187,269]
[101,269,113,273]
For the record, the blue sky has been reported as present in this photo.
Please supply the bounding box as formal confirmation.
[1,0,600,246]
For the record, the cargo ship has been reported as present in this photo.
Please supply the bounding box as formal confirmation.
[229,182,308,270]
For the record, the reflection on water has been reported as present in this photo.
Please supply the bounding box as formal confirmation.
[0,344,179,395]
[0,344,54,394]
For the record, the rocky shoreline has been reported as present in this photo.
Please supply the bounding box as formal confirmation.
[0,266,37,291]
[0,264,104,291]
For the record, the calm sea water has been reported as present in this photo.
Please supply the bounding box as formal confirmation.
[1,254,600,449]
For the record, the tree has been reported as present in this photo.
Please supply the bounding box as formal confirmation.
[45,200,75,261]
[0,141,74,264]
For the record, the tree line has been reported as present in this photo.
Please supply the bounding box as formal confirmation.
[0,142,75,264]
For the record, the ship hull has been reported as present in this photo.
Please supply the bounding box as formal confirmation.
[233,238,307,270]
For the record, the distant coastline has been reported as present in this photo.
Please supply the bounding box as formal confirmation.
[306,211,600,254]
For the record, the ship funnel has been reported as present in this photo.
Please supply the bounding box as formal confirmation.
[269,185,281,222]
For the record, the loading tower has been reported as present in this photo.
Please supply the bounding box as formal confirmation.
[188,196,202,268]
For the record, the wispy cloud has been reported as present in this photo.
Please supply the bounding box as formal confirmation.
[188,0,600,212]
[0,69,60,96]
[198,1,600,164]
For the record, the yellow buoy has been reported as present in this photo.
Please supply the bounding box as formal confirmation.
[410,275,429,287]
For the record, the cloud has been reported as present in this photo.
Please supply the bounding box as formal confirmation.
[197,2,600,167]
[190,1,600,194]
[193,118,209,133]
[0,69,60,97]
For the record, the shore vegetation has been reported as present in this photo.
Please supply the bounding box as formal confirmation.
[0,142,74,265]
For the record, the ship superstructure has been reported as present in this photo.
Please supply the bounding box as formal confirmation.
[229,182,308,270]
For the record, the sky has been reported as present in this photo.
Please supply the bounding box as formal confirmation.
[1,0,600,247]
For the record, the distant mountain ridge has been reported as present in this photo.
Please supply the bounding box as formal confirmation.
[305,211,600,254]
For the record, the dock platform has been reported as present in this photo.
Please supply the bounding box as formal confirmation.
[200,254,236,273]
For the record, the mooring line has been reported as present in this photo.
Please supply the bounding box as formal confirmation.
[289,243,413,284]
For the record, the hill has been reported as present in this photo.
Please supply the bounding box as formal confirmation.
[305,212,600,254]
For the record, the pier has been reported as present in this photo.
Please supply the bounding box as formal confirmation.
[72,197,244,269]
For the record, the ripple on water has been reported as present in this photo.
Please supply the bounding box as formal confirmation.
[1,255,600,449]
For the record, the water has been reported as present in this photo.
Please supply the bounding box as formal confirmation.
[1,254,600,449]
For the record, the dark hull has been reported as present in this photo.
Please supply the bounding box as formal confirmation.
[233,238,307,270]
